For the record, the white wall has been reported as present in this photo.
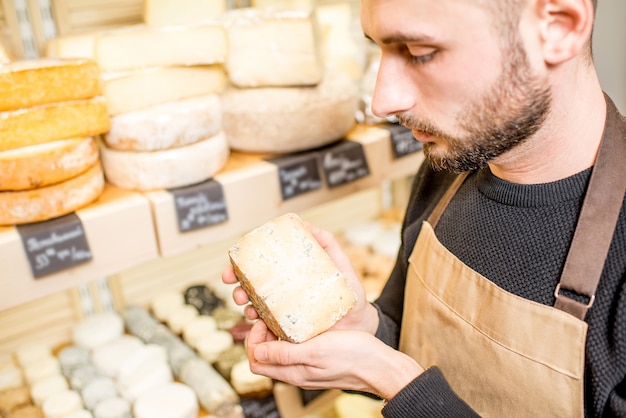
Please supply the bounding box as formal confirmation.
[593,0,626,113]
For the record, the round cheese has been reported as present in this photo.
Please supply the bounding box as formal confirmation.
[133,382,198,418]
[91,336,143,378]
[57,346,91,377]
[80,377,117,411]
[72,312,124,351]
[221,70,358,153]
[165,305,198,335]
[99,131,229,191]
[230,358,273,396]
[92,397,131,418]
[196,330,234,363]
[41,390,82,418]
[104,95,222,151]
[150,292,184,322]
[182,316,217,349]
[22,356,61,386]
[0,161,104,226]
[15,345,52,368]
[0,137,99,191]
[67,364,99,392]
[31,375,69,407]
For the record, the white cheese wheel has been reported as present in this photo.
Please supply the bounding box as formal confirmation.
[230,359,273,396]
[223,8,322,88]
[72,313,124,351]
[100,131,229,191]
[91,336,144,378]
[0,161,104,226]
[104,95,221,151]
[133,382,198,418]
[228,212,358,343]
[0,366,24,392]
[95,24,227,73]
[0,137,99,191]
[31,375,69,407]
[144,0,227,27]
[165,305,198,335]
[150,291,185,322]
[222,71,358,153]
[0,97,110,153]
[81,377,117,411]
[0,59,101,112]
[117,360,172,402]
[92,397,131,418]
[42,390,82,418]
[23,357,61,386]
[195,330,234,363]
[182,316,218,349]
[101,65,226,116]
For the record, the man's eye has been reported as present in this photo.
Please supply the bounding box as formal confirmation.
[405,46,437,64]
[409,52,436,64]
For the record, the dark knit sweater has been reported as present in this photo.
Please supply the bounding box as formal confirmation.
[373,104,626,417]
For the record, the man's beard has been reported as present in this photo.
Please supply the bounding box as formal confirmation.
[397,38,552,173]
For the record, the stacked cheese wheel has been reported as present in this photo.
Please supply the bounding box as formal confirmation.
[0,59,109,225]
[220,7,360,154]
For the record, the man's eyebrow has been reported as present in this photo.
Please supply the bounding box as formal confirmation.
[364,32,435,45]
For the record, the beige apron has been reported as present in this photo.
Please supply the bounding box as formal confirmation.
[398,100,626,417]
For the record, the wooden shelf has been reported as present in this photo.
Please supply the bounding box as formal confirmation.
[0,123,422,313]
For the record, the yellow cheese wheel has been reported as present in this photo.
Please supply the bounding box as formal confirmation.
[0,59,101,112]
[0,161,105,226]
[0,137,99,191]
[0,97,110,152]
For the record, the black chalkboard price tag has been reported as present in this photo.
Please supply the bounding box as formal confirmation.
[168,179,228,233]
[16,213,93,279]
[266,153,323,200]
[319,140,371,188]
[383,123,423,158]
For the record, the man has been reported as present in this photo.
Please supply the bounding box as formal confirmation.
[222,0,626,415]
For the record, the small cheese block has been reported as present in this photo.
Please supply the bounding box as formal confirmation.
[166,305,199,335]
[230,359,273,397]
[0,137,99,191]
[104,95,221,151]
[91,336,143,378]
[228,212,358,343]
[101,65,226,116]
[0,97,110,153]
[22,356,61,386]
[0,386,31,414]
[177,357,239,416]
[0,59,101,112]
[150,292,185,322]
[95,24,227,73]
[223,8,322,88]
[15,345,52,368]
[45,33,97,59]
[144,0,227,27]
[100,131,229,191]
[222,70,358,153]
[92,397,131,418]
[133,382,198,418]
[72,313,124,351]
[182,316,218,349]
[31,375,69,407]
[0,161,104,226]
[42,390,82,418]
[195,330,234,363]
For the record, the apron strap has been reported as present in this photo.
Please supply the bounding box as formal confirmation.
[427,172,470,226]
[555,97,626,320]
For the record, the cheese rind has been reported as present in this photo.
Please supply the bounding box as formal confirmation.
[0,97,110,152]
[223,8,322,88]
[101,66,226,116]
[228,213,358,343]
[0,137,99,191]
[100,131,229,191]
[95,24,227,72]
[144,0,227,27]
[0,161,104,226]
[0,59,101,112]
[105,95,221,151]
[222,71,358,153]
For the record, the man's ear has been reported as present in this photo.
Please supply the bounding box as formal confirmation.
[536,0,594,64]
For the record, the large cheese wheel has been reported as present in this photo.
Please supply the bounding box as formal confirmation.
[0,137,99,191]
[0,97,110,153]
[0,162,104,226]
[144,0,227,27]
[100,131,229,191]
[0,59,101,112]
[104,95,221,151]
[95,24,227,73]
[101,66,226,116]
[223,8,322,88]
[222,71,358,153]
